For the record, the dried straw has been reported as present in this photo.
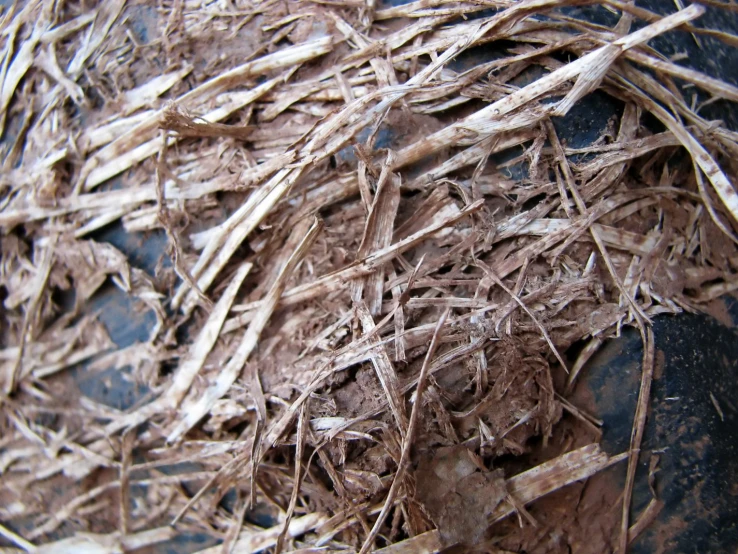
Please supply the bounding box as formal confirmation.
[1,1,737,552]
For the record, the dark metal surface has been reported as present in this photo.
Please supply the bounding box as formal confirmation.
[582,305,738,554]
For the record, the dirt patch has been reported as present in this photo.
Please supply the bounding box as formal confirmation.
[416,446,507,547]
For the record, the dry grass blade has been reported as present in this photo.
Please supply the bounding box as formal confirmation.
[352,154,401,315]
[373,530,444,554]
[275,402,310,554]
[628,497,664,544]
[156,134,213,311]
[7,235,56,394]
[81,37,332,190]
[635,89,738,226]
[168,217,322,443]
[196,513,329,554]
[161,104,255,140]
[30,527,175,554]
[276,199,483,307]
[96,261,254,438]
[357,303,408,436]
[172,164,304,314]
[164,262,253,410]
[66,0,125,77]
[358,309,450,554]
[0,522,35,551]
[393,4,705,169]
[618,328,655,554]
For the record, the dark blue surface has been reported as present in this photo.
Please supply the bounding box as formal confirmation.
[76,364,150,411]
[151,532,221,554]
[581,306,738,554]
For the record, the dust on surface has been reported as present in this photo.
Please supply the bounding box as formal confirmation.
[442,414,623,554]
[415,446,507,547]
[702,296,737,328]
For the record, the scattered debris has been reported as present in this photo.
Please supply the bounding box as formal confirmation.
[1,0,737,552]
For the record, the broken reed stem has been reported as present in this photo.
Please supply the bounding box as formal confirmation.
[275,401,309,554]
[618,327,655,554]
[9,235,57,394]
[0,522,35,551]
[167,217,322,443]
[156,131,213,311]
[358,309,450,554]
[160,104,255,140]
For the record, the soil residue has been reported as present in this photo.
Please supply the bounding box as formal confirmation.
[415,446,507,547]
